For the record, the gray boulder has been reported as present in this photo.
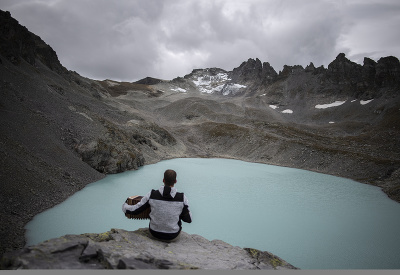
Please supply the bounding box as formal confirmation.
[0,228,298,270]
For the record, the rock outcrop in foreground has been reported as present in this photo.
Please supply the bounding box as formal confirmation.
[0,228,298,270]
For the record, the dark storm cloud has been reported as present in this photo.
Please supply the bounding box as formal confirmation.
[1,0,400,81]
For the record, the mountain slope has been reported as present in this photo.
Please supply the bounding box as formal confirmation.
[0,10,177,255]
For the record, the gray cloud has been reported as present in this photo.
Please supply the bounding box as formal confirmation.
[1,0,400,81]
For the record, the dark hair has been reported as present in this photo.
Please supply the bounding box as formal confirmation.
[164,169,177,186]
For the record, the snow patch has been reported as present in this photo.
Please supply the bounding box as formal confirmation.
[68,105,92,121]
[171,87,187,93]
[232,83,246,89]
[360,99,374,105]
[127,119,140,125]
[192,73,245,95]
[281,109,293,114]
[315,101,346,109]
[77,112,93,121]
[192,72,230,94]
[269,105,279,109]
[193,73,227,93]
[329,121,335,124]
[222,83,247,96]
[193,73,230,86]
[106,80,119,87]
[196,85,224,94]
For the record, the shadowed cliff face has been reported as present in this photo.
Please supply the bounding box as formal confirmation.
[0,9,399,257]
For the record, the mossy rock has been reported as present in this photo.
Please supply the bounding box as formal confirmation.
[244,248,294,269]
[82,231,114,242]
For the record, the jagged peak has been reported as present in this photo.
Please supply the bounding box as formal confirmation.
[238,58,263,69]
[328,53,361,69]
[0,9,67,74]
[187,67,227,76]
[335,52,347,60]
[377,56,400,66]
[135,76,164,85]
[305,62,316,72]
[363,57,377,66]
[262,61,278,76]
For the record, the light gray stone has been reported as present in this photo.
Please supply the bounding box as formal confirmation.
[0,228,298,270]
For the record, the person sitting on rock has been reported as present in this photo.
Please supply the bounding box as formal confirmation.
[122,169,192,241]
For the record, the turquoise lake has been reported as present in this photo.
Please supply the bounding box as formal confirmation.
[25,158,400,269]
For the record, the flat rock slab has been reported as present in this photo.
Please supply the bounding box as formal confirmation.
[1,228,298,270]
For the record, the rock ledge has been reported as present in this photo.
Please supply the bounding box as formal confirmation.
[0,228,298,270]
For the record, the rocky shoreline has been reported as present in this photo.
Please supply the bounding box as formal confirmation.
[1,151,398,261]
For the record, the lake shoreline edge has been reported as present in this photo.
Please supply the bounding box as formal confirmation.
[2,156,399,268]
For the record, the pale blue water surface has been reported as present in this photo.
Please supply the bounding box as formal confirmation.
[25,158,400,269]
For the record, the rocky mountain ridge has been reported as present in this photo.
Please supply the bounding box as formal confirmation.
[1,9,399,264]
[170,53,400,99]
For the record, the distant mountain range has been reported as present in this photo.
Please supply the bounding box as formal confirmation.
[1,9,399,257]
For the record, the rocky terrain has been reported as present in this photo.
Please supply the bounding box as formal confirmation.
[0,228,298,270]
[1,9,399,264]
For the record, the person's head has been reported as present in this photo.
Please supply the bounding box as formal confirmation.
[163,169,177,186]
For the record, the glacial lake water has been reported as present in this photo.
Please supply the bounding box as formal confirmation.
[25,158,400,269]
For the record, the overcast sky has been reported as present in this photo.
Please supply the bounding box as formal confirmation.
[1,0,400,82]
